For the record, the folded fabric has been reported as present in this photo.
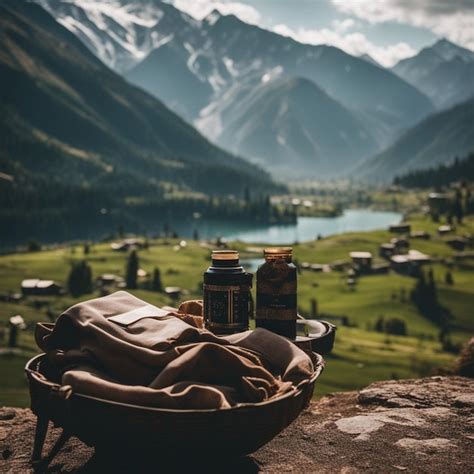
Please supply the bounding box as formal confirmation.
[37,291,315,410]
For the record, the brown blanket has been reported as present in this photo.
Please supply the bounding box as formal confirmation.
[37,291,315,410]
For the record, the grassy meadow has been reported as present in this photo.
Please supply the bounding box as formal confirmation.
[0,213,473,407]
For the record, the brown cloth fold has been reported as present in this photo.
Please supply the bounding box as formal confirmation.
[37,291,315,410]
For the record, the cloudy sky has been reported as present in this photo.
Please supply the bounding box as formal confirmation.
[169,0,474,67]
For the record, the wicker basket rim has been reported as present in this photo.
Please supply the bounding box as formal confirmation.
[25,352,324,414]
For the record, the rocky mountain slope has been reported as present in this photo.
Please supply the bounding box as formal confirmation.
[355,98,474,181]
[392,39,474,110]
[198,76,379,177]
[0,0,274,195]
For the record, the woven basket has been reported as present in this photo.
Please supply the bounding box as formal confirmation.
[25,351,324,466]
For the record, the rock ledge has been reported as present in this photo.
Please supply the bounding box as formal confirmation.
[1,376,473,472]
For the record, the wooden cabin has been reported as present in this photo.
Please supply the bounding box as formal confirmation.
[390,255,411,274]
[165,286,182,300]
[407,250,431,265]
[110,238,145,252]
[438,225,452,235]
[410,231,431,240]
[390,237,410,250]
[96,274,125,289]
[446,237,468,251]
[428,193,449,215]
[379,243,395,259]
[21,279,62,296]
[350,252,372,274]
[390,250,430,275]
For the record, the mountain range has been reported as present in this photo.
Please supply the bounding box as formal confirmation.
[392,39,474,110]
[0,0,273,196]
[198,76,379,177]
[355,98,474,181]
[0,0,284,245]
[2,0,473,188]
[36,0,436,178]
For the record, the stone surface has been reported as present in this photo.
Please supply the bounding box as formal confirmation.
[0,376,473,473]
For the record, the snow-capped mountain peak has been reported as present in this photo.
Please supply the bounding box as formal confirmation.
[35,0,197,71]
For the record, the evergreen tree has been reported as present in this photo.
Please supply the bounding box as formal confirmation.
[126,250,139,289]
[243,186,251,205]
[68,260,93,297]
[374,316,385,332]
[411,269,451,328]
[385,318,407,336]
[152,267,163,292]
[453,189,464,224]
[27,240,42,252]
[445,271,454,285]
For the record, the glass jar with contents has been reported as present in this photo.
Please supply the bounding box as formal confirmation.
[256,247,297,339]
[203,250,253,335]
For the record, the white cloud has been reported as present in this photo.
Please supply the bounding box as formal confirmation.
[332,18,356,33]
[169,0,261,25]
[169,0,420,66]
[331,0,474,50]
[273,24,415,67]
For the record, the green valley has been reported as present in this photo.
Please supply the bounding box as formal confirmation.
[1,213,472,406]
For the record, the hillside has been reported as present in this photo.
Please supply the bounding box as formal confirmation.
[394,152,474,188]
[0,0,279,245]
[355,98,474,182]
[1,213,473,407]
[392,39,474,110]
[198,77,379,177]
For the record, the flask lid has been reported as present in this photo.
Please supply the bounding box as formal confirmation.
[211,250,240,267]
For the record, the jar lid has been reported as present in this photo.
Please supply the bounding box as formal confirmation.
[263,247,293,261]
[264,247,292,256]
[211,250,239,260]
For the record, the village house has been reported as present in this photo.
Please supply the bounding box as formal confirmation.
[446,237,468,251]
[110,238,145,252]
[379,243,395,259]
[349,252,372,275]
[407,249,431,264]
[390,255,411,274]
[428,193,449,215]
[438,225,453,235]
[96,274,126,290]
[390,250,431,275]
[21,279,62,296]
[391,237,410,252]
[164,286,182,300]
[410,230,431,240]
